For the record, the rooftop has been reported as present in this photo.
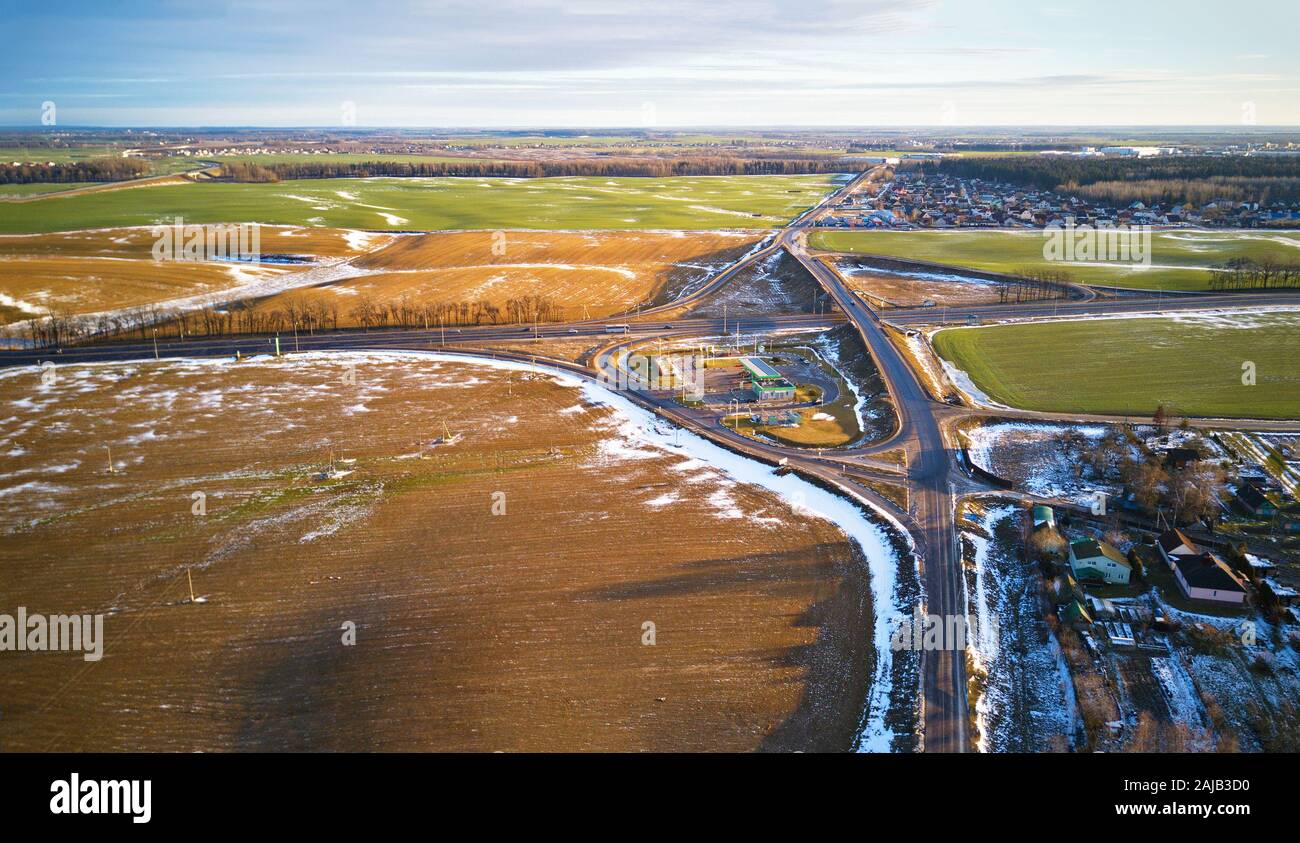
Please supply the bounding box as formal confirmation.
[1157,529,1199,556]
[1071,538,1130,569]
[1173,553,1247,593]
[739,357,784,381]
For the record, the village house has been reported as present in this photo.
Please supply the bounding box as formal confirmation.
[1061,598,1094,627]
[1235,482,1277,517]
[1161,447,1200,470]
[1069,538,1132,585]
[1156,528,1201,568]
[1170,553,1249,604]
[1245,553,1276,575]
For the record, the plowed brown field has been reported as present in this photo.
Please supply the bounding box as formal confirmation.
[1,352,871,751]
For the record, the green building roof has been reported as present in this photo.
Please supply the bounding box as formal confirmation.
[1062,599,1093,625]
[739,357,784,381]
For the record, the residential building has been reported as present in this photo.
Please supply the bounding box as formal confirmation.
[1235,483,1276,517]
[1170,553,1248,604]
[1156,529,1200,568]
[1069,539,1132,585]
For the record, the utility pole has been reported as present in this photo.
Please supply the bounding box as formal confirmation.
[152,329,159,360]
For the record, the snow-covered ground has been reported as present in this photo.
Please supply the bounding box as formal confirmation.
[903,332,951,398]
[840,263,1004,289]
[808,335,868,439]
[960,503,1078,752]
[0,245,391,341]
[963,422,1111,506]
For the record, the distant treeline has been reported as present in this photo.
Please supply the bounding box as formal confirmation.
[1070,177,1300,208]
[1208,257,1300,291]
[926,155,1300,205]
[222,157,848,182]
[0,158,149,184]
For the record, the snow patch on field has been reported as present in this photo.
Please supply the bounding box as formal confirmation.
[563,363,912,752]
[344,230,384,252]
[1,349,913,749]
[0,291,48,315]
[810,334,868,437]
[842,264,1001,288]
[688,204,768,219]
[964,422,1109,506]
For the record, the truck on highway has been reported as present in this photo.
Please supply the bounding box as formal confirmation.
[604,324,630,334]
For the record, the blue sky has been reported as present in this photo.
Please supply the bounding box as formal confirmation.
[3,0,1298,127]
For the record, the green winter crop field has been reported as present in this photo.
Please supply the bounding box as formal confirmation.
[933,312,1300,419]
[0,174,848,234]
[812,229,1300,291]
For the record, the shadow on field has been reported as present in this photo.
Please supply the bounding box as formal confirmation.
[574,542,873,753]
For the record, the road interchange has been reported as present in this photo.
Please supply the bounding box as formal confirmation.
[5,166,1298,752]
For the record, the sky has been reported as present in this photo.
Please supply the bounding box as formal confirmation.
[3,0,1298,127]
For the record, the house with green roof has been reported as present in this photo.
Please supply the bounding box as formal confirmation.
[1032,505,1055,530]
[1068,538,1131,585]
[1061,598,1094,627]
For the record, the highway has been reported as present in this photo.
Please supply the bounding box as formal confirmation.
[881,289,1300,327]
[5,164,1294,753]
[781,229,973,752]
[0,313,843,368]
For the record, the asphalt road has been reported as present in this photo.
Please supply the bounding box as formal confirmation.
[783,231,972,752]
[0,313,841,369]
[6,164,1294,753]
[882,289,1300,326]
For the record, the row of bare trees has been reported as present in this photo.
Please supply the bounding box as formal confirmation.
[347,294,563,329]
[999,267,1074,302]
[17,293,569,348]
[1208,257,1300,291]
